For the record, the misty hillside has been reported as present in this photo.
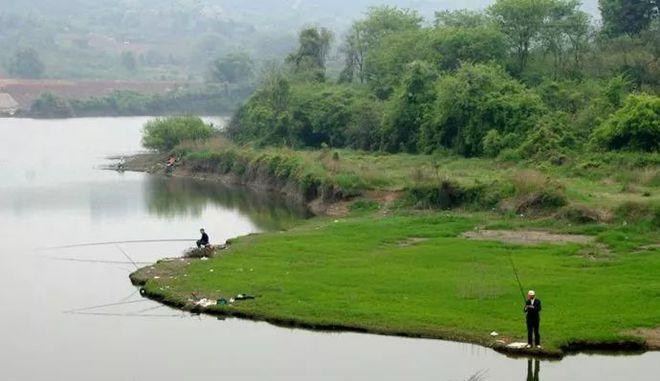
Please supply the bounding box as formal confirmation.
[0,0,601,80]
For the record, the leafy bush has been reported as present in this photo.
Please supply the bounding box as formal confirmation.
[29,92,74,118]
[422,63,545,156]
[406,180,489,209]
[518,112,577,160]
[590,94,660,152]
[142,116,215,152]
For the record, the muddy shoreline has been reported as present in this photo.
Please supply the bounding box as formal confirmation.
[119,153,656,359]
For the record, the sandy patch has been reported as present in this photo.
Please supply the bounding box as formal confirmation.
[461,230,595,245]
[631,328,660,350]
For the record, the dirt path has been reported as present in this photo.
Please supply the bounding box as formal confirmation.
[461,229,595,245]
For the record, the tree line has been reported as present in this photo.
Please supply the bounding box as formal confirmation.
[228,0,659,158]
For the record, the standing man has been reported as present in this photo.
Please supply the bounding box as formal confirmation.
[524,290,542,348]
[197,228,209,248]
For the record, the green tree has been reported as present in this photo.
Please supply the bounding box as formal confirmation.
[422,63,545,156]
[599,0,658,37]
[142,116,215,151]
[227,71,295,146]
[286,27,333,82]
[29,92,73,118]
[434,10,490,28]
[590,94,660,152]
[381,61,437,153]
[429,26,507,71]
[210,53,253,85]
[120,51,137,72]
[488,0,556,73]
[539,1,588,78]
[340,6,422,84]
[7,48,45,78]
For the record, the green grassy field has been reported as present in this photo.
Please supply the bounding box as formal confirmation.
[134,210,660,354]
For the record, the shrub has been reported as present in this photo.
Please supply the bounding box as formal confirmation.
[406,180,487,209]
[503,170,567,213]
[142,116,215,152]
[518,112,577,160]
[590,94,660,152]
[422,63,545,156]
[29,92,74,118]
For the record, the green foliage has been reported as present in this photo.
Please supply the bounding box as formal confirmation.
[29,92,73,118]
[340,6,423,84]
[422,63,545,156]
[120,51,137,72]
[142,116,215,152]
[210,53,254,85]
[599,0,658,37]
[7,48,45,78]
[27,84,251,118]
[434,10,491,28]
[429,25,507,71]
[488,0,557,73]
[345,98,384,151]
[591,94,660,152]
[382,61,437,152]
[518,111,578,159]
[286,27,333,82]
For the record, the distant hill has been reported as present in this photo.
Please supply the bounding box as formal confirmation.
[0,0,602,80]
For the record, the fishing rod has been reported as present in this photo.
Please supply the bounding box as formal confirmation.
[38,256,151,266]
[63,299,149,314]
[37,238,196,251]
[115,245,139,270]
[507,252,526,303]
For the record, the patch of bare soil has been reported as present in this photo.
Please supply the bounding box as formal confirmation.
[325,201,351,217]
[631,328,660,349]
[461,229,595,245]
[396,237,429,247]
[365,190,403,215]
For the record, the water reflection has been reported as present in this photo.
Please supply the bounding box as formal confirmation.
[144,176,311,231]
[526,359,540,381]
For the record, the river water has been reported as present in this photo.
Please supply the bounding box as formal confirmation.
[0,117,656,381]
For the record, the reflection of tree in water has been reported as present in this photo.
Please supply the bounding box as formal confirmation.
[145,176,310,231]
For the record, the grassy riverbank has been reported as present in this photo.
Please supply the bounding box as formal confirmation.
[127,144,659,357]
[131,209,659,356]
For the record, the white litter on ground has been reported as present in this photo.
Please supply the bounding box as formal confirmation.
[194,298,216,308]
[507,342,529,349]
[490,331,499,336]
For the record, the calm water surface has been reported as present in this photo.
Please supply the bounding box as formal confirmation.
[0,117,656,381]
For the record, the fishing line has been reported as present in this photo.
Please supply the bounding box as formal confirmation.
[132,304,167,314]
[37,238,195,251]
[115,245,139,270]
[507,252,526,303]
[63,299,149,314]
[38,256,151,266]
[66,311,181,318]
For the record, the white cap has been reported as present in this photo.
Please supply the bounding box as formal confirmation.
[528,290,536,296]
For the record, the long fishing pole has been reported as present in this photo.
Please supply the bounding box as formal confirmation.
[115,245,139,270]
[37,238,196,251]
[38,256,151,266]
[63,299,149,314]
[507,252,526,303]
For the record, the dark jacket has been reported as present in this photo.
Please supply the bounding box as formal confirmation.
[200,232,209,245]
[524,298,542,319]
